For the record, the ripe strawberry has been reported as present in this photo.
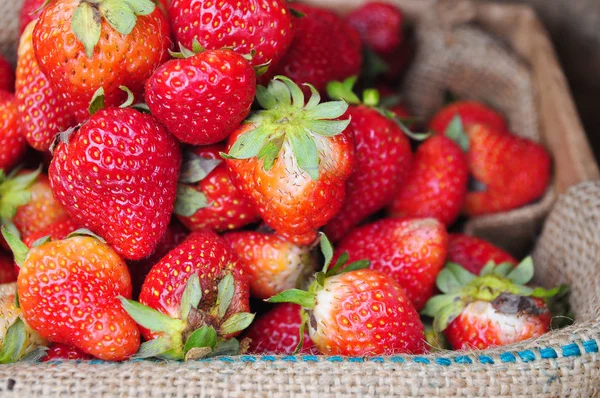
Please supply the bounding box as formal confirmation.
[447,233,517,275]
[121,230,253,360]
[0,91,27,171]
[224,231,316,300]
[273,3,362,94]
[19,0,45,35]
[387,132,468,226]
[49,106,181,260]
[345,2,404,55]
[175,145,260,232]
[41,343,93,362]
[429,100,507,134]
[422,258,559,350]
[464,124,551,215]
[33,0,171,123]
[324,81,413,242]
[0,252,17,283]
[0,56,14,92]
[22,216,79,249]
[224,76,355,245]
[269,235,427,355]
[4,230,140,361]
[244,303,316,354]
[16,20,75,153]
[169,0,293,71]
[336,218,448,310]
[146,47,256,146]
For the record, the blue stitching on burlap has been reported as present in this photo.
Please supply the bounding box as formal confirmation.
[261,356,277,362]
[390,356,405,363]
[240,355,256,363]
[413,357,430,364]
[583,340,598,353]
[562,343,581,357]
[478,355,494,364]
[454,356,472,364]
[281,356,297,362]
[327,356,344,362]
[348,357,363,363]
[435,358,452,366]
[370,357,384,363]
[302,355,319,362]
[499,352,516,363]
[539,347,558,359]
[517,350,536,362]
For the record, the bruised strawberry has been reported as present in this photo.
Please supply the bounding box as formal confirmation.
[0,91,26,172]
[336,218,448,310]
[447,233,517,275]
[175,145,260,233]
[224,76,355,245]
[429,100,507,134]
[224,231,316,300]
[244,303,316,354]
[41,343,93,362]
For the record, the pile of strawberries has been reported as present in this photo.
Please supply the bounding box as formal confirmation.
[0,0,564,363]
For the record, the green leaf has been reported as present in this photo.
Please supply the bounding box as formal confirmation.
[268,79,292,108]
[421,294,460,317]
[0,318,26,364]
[180,274,201,321]
[210,338,241,357]
[289,7,305,18]
[253,61,271,77]
[432,300,463,333]
[179,152,221,184]
[1,227,29,267]
[66,228,106,243]
[493,262,514,277]
[479,261,496,276]
[506,256,534,285]
[31,235,51,248]
[256,85,276,110]
[184,326,217,353]
[220,312,255,335]
[224,126,270,160]
[304,84,321,110]
[362,89,380,107]
[119,86,135,108]
[436,268,462,294]
[267,289,316,309]
[305,101,349,120]
[184,346,213,361]
[326,77,360,104]
[326,251,348,277]
[362,48,389,83]
[293,309,309,354]
[118,296,184,333]
[0,220,19,241]
[257,135,284,172]
[71,1,102,58]
[191,39,205,54]
[338,260,370,274]
[174,184,209,217]
[123,0,156,15]
[444,115,469,151]
[18,346,48,363]
[446,262,475,285]
[319,233,334,274]
[276,76,304,108]
[133,337,173,359]
[88,87,105,116]
[288,130,319,180]
[531,284,568,299]
[315,271,325,287]
[305,119,351,137]
[216,273,235,318]
[391,115,431,141]
[99,0,138,35]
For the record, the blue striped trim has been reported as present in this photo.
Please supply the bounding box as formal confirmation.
[37,339,599,366]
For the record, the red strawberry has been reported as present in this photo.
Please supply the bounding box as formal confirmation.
[423,258,558,351]
[387,133,468,226]
[464,124,551,215]
[345,2,404,55]
[224,231,316,300]
[33,0,171,123]
[22,216,79,248]
[336,217,448,310]
[49,106,182,260]
[175,145,260,232]
[224,76,355,245]
[169,0,293,70]
[323,82,413,242]
[0,91,27,171]
[41,343,93,362]
[146,47,256,146]
[121,230,252,360]
[429,100,507,134]
[5,230,140,361]
[0,251,17,283]
[244,303,316,354]
[16,20,75,153]
[447,233,517,275]
[269,237,427,356]
[19,0,45,35]
[0,56,14,93]
[273,3,362,94]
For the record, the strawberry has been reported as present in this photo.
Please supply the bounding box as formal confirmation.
[49,105,181,260]
[19,0,45,35]
[169,0,293,71]
[174,145,260,233]
[387,126,469,226]
[0,251,17,283]
[22,216,79,249]
[41,343,93,362]
[33,0,171,123]
[224,76,355,245]
[4,229,140,361]
[0,56,14,92]
[422,258,560,350]
[146,47,256,146]
[121,229,253,360]
[269,235,427,355]
[345,2,404,56]
[223,231,316,300]
[272,3,362,94]
[447,233,517,275]
[0,283,49,363]
[16,20,75,153]
[244,303,316,354]
[323,80,413,242]
[335,217,448,311]
[0,91,27,172]
[464,124,551,215]
[428,100,507,134]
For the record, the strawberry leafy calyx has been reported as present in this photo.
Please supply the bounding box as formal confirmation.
[222,76,351,181]
[267,233,370,352]
[421,257,567,333]
[120,273,255,361]
[173,150,222,217]
[444,115,470,151]
[0,167,41,232]
[71,0,157,58]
